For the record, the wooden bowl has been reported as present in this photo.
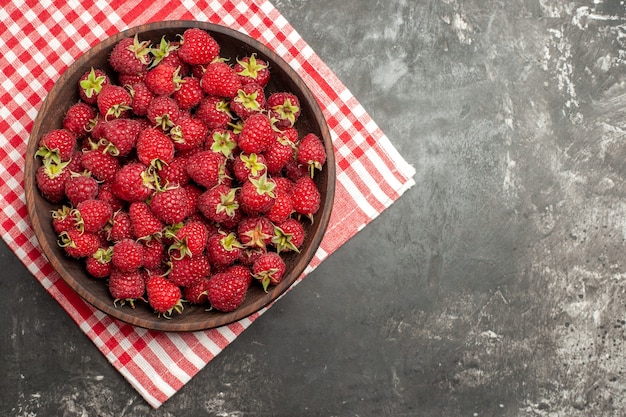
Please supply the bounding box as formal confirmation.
[24,21,335,332]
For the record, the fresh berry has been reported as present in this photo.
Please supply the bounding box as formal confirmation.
[58,228,100,258]
[265,190,293,224]
[129,201,164,240]
[237,216,274,249]
[226,264,253,287]
[206,230,244,268]
[157,155,191,187]
[297,133,326,176]
[111,238,144,272]
[97,84,132,120]
[170,115,208,153]
[51,205,75,234]
[253,251,286,291]
[177,28,220,65]
[79,149,120,183]
[146,275,184,316]
[127,81,155,117]
[144,63,182,96]
[36,159,71,203]
[85,247,113,278]
[232,152,267,182]
[99,117,144,157]
[263,131,296,175]
[206,128,238,158]
[36,128,77,163]
[240,173,276,215]
[291,175,321,219]
[142,239,166,270]
[146,95,181,130]
[267,92,301,129]
[173,76,203,110]
[63,102,96,138]
[167,254,210,287]
[238,112,275,154]
[64,171,99,206]
[195,95,233,130]
[72,198,112,233]
[183,277,209,305]
[207,271,249,312]
[186,150,226,189]
[97,182,124,213]
[201,61,241,98]
[168,220,209,259]
[149,186,190,225]
[273,218,305,253]
[230,82,265,120]
[109,35,152,75]
[78,67,110,105]
[234,54,270,87]
[136,127,175,168]
[108,267,145,307]
[111,162,155,203]
[197,184,241,224]
[106,209,132,242]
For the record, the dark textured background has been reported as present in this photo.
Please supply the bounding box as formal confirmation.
[4,0,626,415]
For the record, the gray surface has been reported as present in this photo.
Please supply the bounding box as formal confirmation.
[3,0,626,415]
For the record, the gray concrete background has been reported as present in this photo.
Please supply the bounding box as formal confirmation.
[3,0,626,415]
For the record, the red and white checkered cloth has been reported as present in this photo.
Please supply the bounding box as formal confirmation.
[0,0,415,408]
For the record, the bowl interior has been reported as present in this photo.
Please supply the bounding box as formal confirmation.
[24,21,335,332]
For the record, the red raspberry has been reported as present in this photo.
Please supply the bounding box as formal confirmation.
[207,271,250,312]
[167,254,211,288]
[108,267,146,307]
[147,95,181,130]
[170,115,208,153]
[240,173,276,215]
[85,247,113,279]
[149,187,190,225]
[195,96,233,130]
[291,175,321,219]
[97,84,132,120]
[128,201,164,240]
[186,150,226,189]
[111,162,154,203]
[35,159,71,203]
[58,228,100,258]
[177,28,220,65]
[144,63,182,96]
[109,35,152,75]
[297,133,327,177]
[237,216,274,249]
[64,171,99,206]
[146,275,184,317]
[63,102,96,138]
[80,149,120,183]
[206,231,244,268]
[197,184,241,225]
[72,198,112,233]
[273,217,305,253]
[127,81,155,117]
[111,238,145,272]
[252,251,286,291]
[267,92,301,129]
[78,67,110,105]
[234,54,270,87]
[36,128,77,163]
[200,61,241,98]
[173,76,204,110]
[230,82,266,120]
[136,127,175,168]
[238,113,275,154]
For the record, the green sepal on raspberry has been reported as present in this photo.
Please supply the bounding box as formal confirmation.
[149,35,179,68]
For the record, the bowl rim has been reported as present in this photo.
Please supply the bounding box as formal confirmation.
[24,20,335,332]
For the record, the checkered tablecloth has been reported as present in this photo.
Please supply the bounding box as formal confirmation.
[0,0,415,408]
